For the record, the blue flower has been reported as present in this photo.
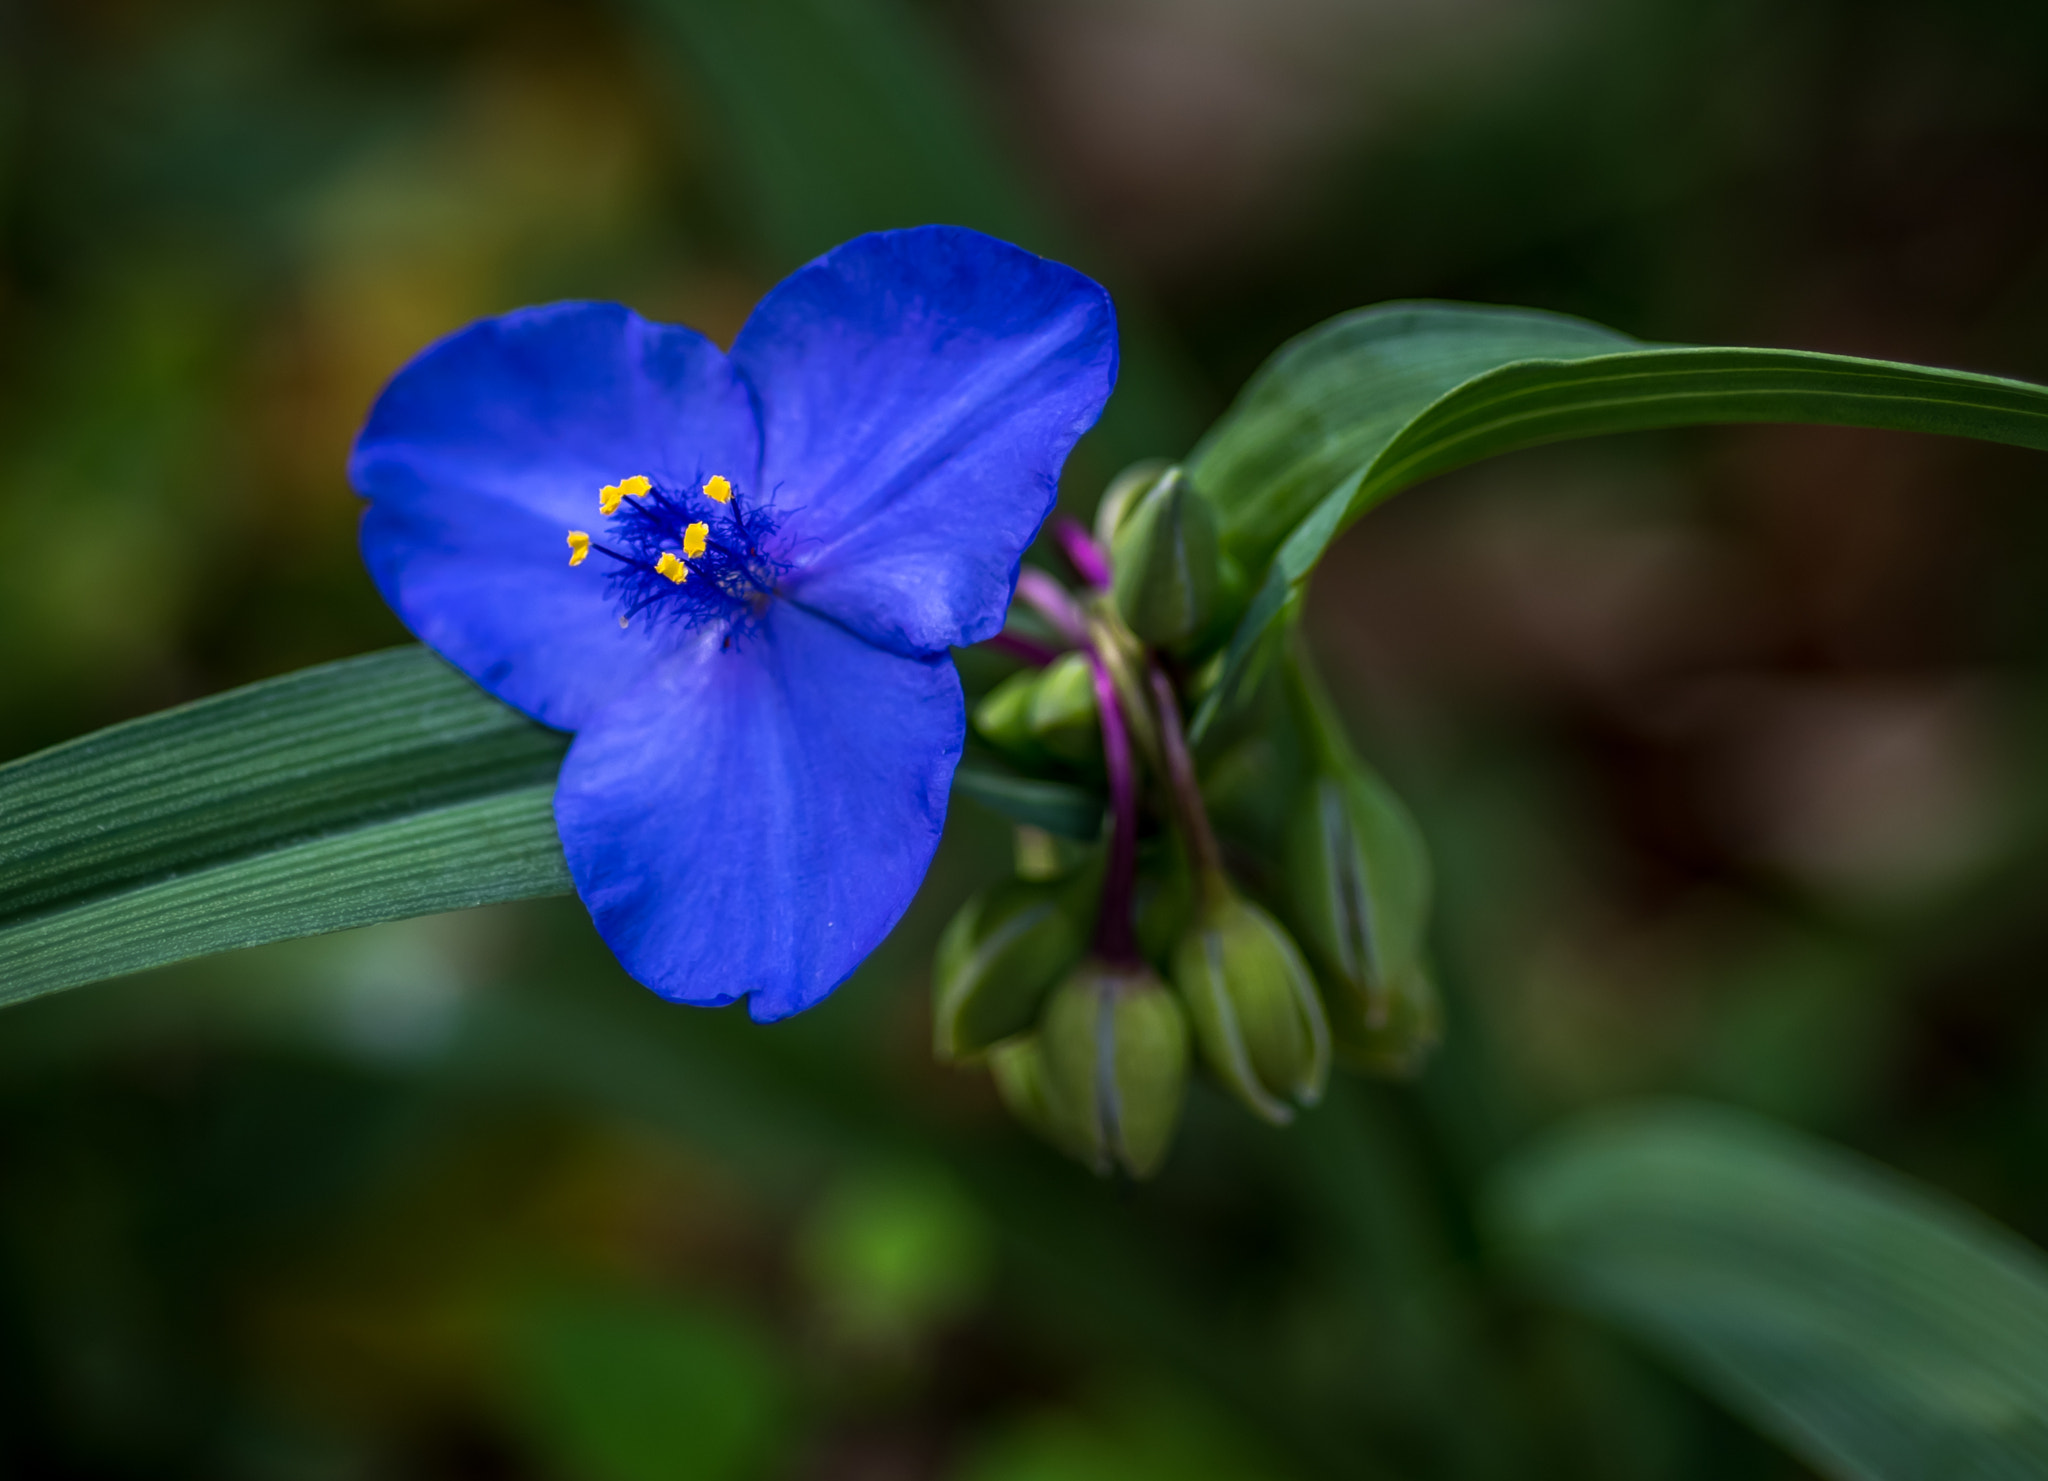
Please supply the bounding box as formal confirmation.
[351,227,1118,1020]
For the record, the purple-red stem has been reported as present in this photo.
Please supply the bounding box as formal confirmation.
[1149,665,1224,886]
[1090,654,1142,965]
[985,630,1060,667]
[1054,516,1114,589]
[1014,567,1090,646]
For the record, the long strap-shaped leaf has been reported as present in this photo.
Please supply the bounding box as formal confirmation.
[1187,304,2048,740]
[0,647,574,1006]
[0,646,1103,1006]
[1489,1102,2048,1480]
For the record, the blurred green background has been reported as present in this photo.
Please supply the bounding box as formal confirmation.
[5,0,2048,1476]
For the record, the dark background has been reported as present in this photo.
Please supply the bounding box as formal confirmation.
[3,1,2047,1476]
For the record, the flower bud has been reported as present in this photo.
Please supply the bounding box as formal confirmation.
[1325,962,1442,1079]
[1282,767,1430,1030]
[988,1034,1062,1148]
[1094,458,1172,548]
[970,653,1102,770]
[971,668,1044,763]
[1109,468,1221,648]
[1172,890,1330,1125]
[1025,650,1101,765]
[1001,963,1189,1179]
[932,870,1094,1062]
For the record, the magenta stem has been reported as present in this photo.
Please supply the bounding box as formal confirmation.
[1090,654,1142,965]
[1054,516,1114,589]
[1014,567,1090,646]
[985,630,1060,667]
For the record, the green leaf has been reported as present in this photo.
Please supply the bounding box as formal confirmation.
[1187,302,2048,740]
[0,642,1107,1003]
[0,646,571,1006]
[1488,1101,2048,1480]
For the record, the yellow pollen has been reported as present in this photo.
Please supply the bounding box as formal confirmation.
[599,473,653,515]
[566,530,591,566]
[682,521,710,559]
[655,551,689,584]
[703,475,733,504]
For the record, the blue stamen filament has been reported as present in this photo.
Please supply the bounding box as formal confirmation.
[567,473,787,639]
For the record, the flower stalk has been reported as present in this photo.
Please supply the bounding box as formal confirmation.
[1088,653,1142,966]
[1054,515,1114,589]
[987,630,1060,667]
[1085,610,1161,769]
[1147,664,1225,898]
[1151,659,1332,1124]
[1015,567,1091,646]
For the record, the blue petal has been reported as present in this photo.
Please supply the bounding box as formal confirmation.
[553,602,964,1021]
[732,226,1117,657]
[352,301,760,729]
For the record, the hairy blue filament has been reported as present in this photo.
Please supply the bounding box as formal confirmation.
[588,478,788,639]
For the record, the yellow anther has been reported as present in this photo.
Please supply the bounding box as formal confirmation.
[703,474,733,504]
[655,551,689,584]
[599,474,653,515]
[682,521,710,559]
[566,530,591,566]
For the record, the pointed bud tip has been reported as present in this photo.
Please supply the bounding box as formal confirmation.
[1094,459,1173,548]
[1327,963,1443,1080]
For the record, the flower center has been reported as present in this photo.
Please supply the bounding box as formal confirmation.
[566,473,787,638]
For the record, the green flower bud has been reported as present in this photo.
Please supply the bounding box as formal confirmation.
[971,654,1101,769]
[988,1035,1062,1147]
[971,668,1044,762]
[1094,458,1173,547]
[1173,890,1330,1125]
[932,869,1094,1062]
[1025,650,1101,765]
[1110,468,1221,648]
[1008,963,1190,1179]
[1325,962,1442,1080]
[1283,767,1430,1030]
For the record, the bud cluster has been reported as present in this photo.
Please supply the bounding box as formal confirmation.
[935,462,1439,1178]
